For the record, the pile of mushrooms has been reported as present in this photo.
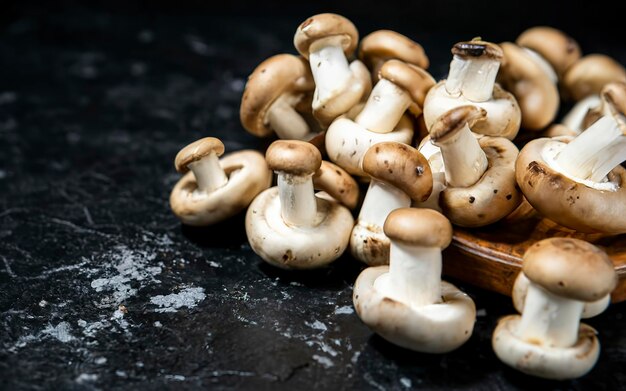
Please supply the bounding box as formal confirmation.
[168,13,625,379]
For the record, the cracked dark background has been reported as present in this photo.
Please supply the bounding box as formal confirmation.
[1,1,625,390]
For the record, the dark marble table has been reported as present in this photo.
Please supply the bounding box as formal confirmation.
[1,3,624,390]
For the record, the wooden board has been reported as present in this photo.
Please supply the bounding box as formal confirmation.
[442,216,626,302]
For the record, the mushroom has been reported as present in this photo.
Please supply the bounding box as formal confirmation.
[415,135,446,212]
[325,59,434,176]
[294,13,371,126]
[515,26,581,80]
[560,95,602,135]
[492,238,617,380]
[423,38,521,139]
[170,137,272,226]
[358,29,429,83]
[313,160,360,210]
[240,54,319,141]
[350,142,433,265]
[245,140,354,269]
[562,54,626,101]
[429,106,522,227]
[353,208,476,353]
[516,104,626,233]
[512,271,611,319]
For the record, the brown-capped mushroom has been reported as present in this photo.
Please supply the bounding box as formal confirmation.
[245,140,353,269]
[294,13,371,125]
[170,137,272,226]
[492,238,617,380]
[240,54,318,140]
[358,29,429,83]
[423,38,521,139]
[562,54,626,101]
[516,26,581,80]
[353,208,475,353]
[350,142,433,265]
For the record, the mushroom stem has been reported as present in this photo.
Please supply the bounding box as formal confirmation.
[433,123,488,188]
[267,94,311,140]
[516,282,584,347]
[188,153,228,193]
[277,173,317,227]
[445,55,500,102]
[355,79,412,133]
[357,179,411,228]
[388,242,441,307]
[553,115,626,183]
[309,37,353,106]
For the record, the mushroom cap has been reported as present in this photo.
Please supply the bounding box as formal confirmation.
[429,105,487,144]
[175,137,225,174]
[379,59,436,115]
[313,160,360,209]
[361,142,433,202]
[353,266,476,353]
[266,140,322,175]
[497,42,559,131]
[516,26,581,79]
[294,13,359,59]
[492,315,599,380]
[583,81,626,129]
[170,150,272,226]
[522,237,617,302]
[350,222,390,266]
[516,137,626,234]
[561,94,602,133]
[440,136,522,227]
[245,187,354,269]
[452,39,504,62]
[383,208,452,249]
[562,54,626,101]
[240,54,314,137]
[359,29,429,70]
[423,81,521,140]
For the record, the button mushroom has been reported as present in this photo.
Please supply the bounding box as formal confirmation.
[492,238,617,380]
[428,106,522,227]
[423,38,521,139]
[170,137,272,226]
[294,13,371,126]
[240,54,319,141]
[358,29,429,83]
[350,142,432,265]
[516,26,581,80]
[516,103,626,233]
[245,140,354,269]
[353,208,476,353]
[325,59,434,176]
[562,54,626,101]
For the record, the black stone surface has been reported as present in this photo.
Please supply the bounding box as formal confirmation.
[1,2,625,390]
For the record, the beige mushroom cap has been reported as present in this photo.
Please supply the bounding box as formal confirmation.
[383,208,452,249]
[516,138,626,234]
[583,81,626,129]
[361,142,433,202]
[313,161,360,209]
[175,137,225,173]
[266,140,322,175]
[516,26,581,78]
[522,238,617,302]
[359,30,429,71]
[240,54,314,137]
[452,39,504,62]
[497,42,559,131]
[379,59,436,116]
[294,13,359,59]
[563,54,626,101]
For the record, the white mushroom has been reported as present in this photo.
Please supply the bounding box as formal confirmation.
[492,238,617,380]
[353,208,476,353]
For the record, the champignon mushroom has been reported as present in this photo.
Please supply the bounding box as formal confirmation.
[170,137,272,226]
[353,208,476,353]
[428,106,522,227]
[245,140,354,269]
[423,38,521,139]
[294,13,371,126]
[560,95,602,135]
[516,26,581,79]
[562,54,626,101]
[240,54,319,140]
[350,142,432,265]
[492,238,617,380]
[325,59,434,176]
[516,106,626,233]
[358,29,429,83]
[313,160,360,210]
